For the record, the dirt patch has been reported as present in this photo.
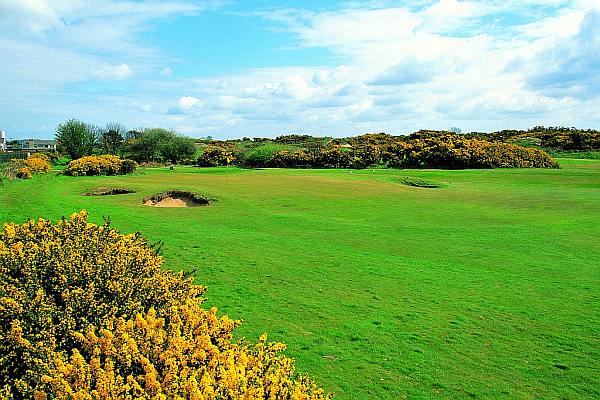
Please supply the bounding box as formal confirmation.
[84,187,136,196]
[143,190,211,208]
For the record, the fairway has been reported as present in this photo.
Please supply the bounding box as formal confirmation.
[1,160,599,399]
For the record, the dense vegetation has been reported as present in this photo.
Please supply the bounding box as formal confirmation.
[54,120,196,165]
[0,154,52,180]
[195,132,558,169]
[0,212,330,399]
[48,122,599,170]
[469,126,600,150]
[64,155,137,176]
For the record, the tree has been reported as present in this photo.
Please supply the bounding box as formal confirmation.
[125,128,196,163]
[55,119,97,159]
[98,122,125,155]
[162,134,196,163]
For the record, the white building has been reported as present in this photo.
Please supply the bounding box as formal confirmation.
[0,130,6,151]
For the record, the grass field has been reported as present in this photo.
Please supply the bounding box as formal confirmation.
[1,159,599,399]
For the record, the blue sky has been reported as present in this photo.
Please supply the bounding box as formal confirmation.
[1,0,599,139]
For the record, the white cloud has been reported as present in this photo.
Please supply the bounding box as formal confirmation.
[2,0,600,139]
[178,96,200,108]
[91,63,133,80]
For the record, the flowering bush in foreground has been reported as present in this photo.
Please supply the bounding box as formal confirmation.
[64,155,137,176]
[0,212,330,399]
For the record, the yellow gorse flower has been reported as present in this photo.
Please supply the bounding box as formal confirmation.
[0,211,330,399]
[64,155,137,176]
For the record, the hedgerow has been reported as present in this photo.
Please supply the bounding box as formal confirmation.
[0,212,330,399]
[64,155,137,176]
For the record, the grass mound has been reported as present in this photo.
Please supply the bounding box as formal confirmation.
[144,190,211,207]
[395,176,445,188]
[83,186,136,196]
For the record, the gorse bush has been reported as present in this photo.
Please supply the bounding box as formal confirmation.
[193,133,556,170]
[23,157,52,174]
[64,155,137,176]
[40,304,328,399]
[196,146,236,167]
[1,157,52,180]
[0,212,202,397]
[0,212,330,399]
[384,135,559,169]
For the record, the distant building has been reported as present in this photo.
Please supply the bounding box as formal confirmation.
[0,130,5,151]
[8,138,57,152]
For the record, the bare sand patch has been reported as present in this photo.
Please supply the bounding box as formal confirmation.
[143,190,211,208]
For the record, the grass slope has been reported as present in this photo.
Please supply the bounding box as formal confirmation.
[1,160,599,399]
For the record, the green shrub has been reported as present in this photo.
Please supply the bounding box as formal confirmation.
[242,144,288,167]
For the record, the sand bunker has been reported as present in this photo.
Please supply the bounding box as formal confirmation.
[144,190,211,208]
[84,187,136,196]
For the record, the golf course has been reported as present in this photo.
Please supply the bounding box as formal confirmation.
[1,158,598,399]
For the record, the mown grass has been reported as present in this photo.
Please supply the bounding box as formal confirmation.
[1,161,599,399]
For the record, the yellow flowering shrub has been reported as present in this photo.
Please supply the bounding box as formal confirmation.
[16,166,32,179]
[38,302,329,399]
[385,135,559,169]
[0,212,202,397]
[0,212,330,399]
[23,156,51,174]
[64,155,137,176]
[1,157,51,180]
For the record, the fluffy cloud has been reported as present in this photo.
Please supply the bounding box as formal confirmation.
[524,10,600,99]
[2,0,600,138]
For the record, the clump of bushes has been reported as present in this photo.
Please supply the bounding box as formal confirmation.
[1,155,52,180]
[0,212,330,399]
[269,149,315,168]
[385,136,559,169]
[196,146,236,167]
[241,143,289,167]
[64,155,137,176]
[192,132,558,170]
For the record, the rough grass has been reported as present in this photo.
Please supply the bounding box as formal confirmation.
[394,176,446,188]
[1,162,599,399]
[83,186,136,196]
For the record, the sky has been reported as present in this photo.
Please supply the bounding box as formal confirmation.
[1,0,599,139]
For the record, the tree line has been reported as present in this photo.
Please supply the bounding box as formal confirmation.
[55,119,196,163]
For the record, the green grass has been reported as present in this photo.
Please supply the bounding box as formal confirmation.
[1,162,599,399]
[550,150,600,160]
